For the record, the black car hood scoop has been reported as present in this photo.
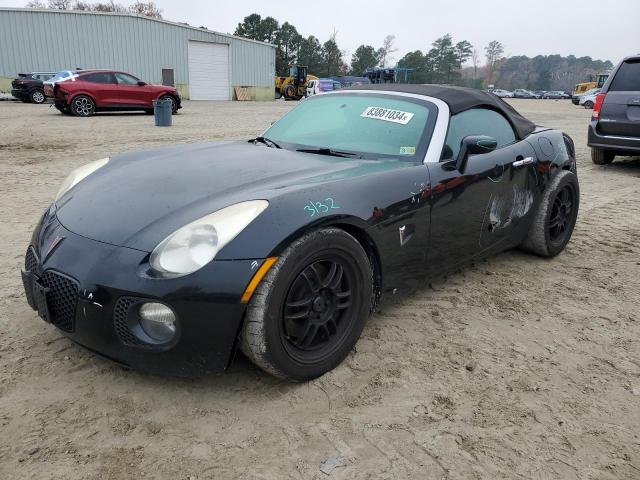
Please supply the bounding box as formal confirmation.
[55,141,376,252]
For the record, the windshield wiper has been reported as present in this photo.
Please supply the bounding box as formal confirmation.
[296,147,362,158]
[252,136,281,149]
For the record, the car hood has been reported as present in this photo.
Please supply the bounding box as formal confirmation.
[55,141,407,252]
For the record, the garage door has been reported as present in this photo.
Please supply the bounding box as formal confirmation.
[188,41,230,100]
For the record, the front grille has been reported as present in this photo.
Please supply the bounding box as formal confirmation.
[23,247,79,333]
[25,247,38,272]
[114,297,144,346]
[40,271,79,333]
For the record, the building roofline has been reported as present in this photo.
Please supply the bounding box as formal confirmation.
[0,7,276,49]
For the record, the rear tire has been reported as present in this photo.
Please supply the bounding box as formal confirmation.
[70,95,95,117]
[30,89,46,104]
[520,170,579,257]
[591,148,615,165]
[583,101,594,109]
[240,228,372,381]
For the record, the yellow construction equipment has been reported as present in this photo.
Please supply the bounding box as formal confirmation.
[572,73,609,96]
[275,65,318,100]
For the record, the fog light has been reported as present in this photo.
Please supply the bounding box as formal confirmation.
[139,303,176,342]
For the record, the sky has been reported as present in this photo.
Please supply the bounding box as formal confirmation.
[3,0,639,65]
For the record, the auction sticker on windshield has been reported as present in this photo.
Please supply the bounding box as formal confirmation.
[361,106,414,125]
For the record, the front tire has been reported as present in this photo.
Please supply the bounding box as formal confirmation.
[240,228,372,381]
[583,100,594,109]
[520,170,579,257]
[283,84,297,99]
[30,89,46,104]
[159,94,178,114]
[71,95,95,117]
[591,148,615,165]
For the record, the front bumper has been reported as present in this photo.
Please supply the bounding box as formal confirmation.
[588,121,640,154]
[21,208,262,376]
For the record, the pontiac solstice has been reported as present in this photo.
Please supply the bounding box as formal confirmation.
[21,84,579,380]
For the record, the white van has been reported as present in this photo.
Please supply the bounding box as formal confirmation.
[306,79,320,97]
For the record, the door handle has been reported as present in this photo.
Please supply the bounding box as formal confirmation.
[513,157,535,167]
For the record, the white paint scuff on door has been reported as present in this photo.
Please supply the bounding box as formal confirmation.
[487,185,534,231]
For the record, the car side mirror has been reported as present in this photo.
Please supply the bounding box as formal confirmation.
[137,81,147,86]
[455,135,498,172]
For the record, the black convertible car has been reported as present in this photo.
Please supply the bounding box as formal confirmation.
[21,85,579,380]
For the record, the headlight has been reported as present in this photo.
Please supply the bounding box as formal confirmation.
[55,157,109,201]
[149,200,269,276]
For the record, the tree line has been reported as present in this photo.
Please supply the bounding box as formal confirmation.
[25,0,162,18]
[476,54,614,92]
[233,14,400,77]
[234,13,613,91]
[232,14,514,84]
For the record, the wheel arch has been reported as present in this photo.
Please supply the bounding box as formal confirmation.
[68,91,97,106]
[158,91,179,102]
[328,222,383,310]
[268,216,383,310]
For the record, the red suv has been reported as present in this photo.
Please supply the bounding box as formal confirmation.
[46,70,181,117]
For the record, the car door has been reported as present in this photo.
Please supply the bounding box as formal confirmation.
[78,72,118,107]
[80,72,119,106]
[598,59,640,137]
[426,107,535,275]
[115,72,150,107]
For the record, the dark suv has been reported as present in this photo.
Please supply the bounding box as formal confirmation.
[11,72,55,104]
[588,55,640,164]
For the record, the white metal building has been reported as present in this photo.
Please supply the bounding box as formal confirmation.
[0,8,276,100]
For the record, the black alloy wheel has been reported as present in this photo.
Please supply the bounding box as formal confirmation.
[240,228,373,381]
[548,185,575,247]
[281,258,355,364]
[520,170,579,257]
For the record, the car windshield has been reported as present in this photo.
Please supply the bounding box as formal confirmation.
[263,93,436,161]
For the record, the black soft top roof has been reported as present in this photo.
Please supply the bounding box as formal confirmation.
[345,83,537,140]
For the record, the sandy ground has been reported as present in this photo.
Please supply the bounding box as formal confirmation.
[0,99,639,480]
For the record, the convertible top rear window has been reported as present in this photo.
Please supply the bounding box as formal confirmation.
[263,93,438,161]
